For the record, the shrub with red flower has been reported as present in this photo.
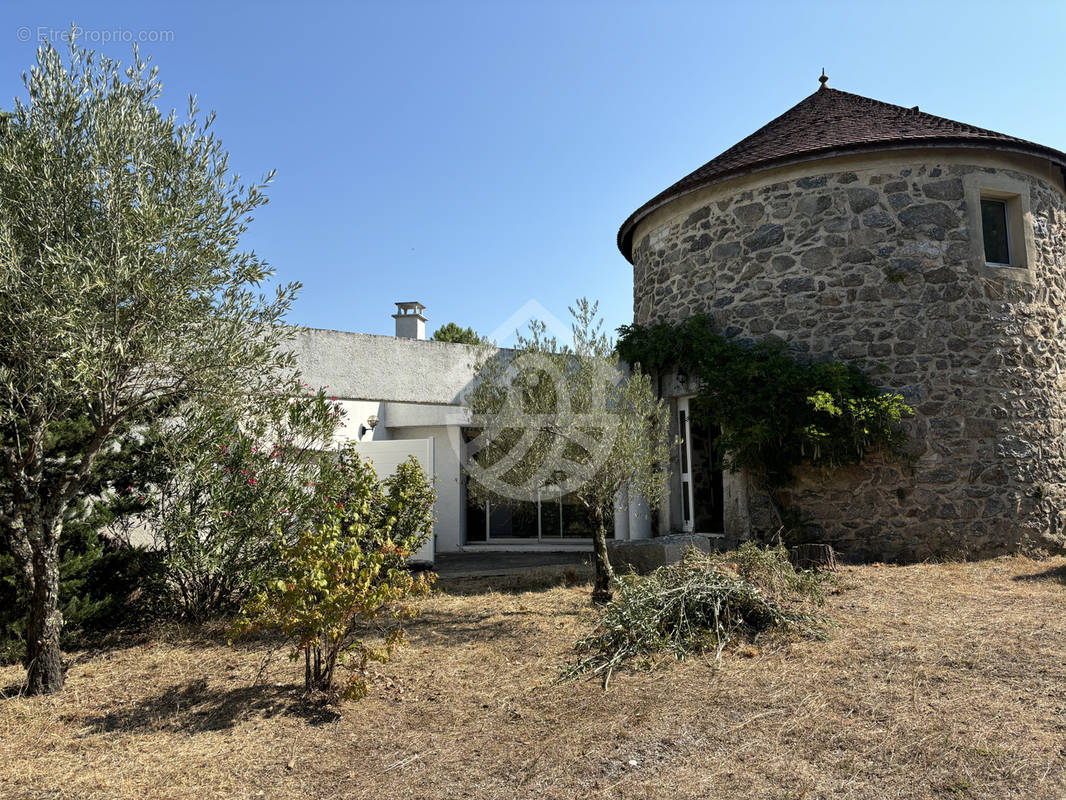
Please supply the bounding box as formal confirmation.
[149,379,349,621]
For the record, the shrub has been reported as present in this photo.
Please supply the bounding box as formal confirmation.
[147,381,342,621]
[233,450,436,700]
[563,545,828,688]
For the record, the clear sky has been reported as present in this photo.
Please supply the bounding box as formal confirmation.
[3,1,1066,343]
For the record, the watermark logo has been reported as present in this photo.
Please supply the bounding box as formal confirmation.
[464,350,620,502]
[486,298,572,349]
[17,26,175,44]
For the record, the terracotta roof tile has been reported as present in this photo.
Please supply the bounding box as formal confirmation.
[618,86,1066,261]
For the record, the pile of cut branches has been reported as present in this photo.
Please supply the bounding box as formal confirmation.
[564,544,829,688]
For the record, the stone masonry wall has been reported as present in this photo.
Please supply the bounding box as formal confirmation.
[632,156,1066,560]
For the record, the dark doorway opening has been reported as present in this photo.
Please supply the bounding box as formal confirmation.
[688,405,724,533]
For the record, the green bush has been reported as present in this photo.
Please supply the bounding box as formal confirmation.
[233,449,437,701]
[616,315,913,488]
[564,545,828,688]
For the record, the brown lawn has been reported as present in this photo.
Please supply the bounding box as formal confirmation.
[2,556,1065,799]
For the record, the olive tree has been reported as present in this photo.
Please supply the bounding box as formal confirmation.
[466,299,671,602]
[0,40,298,694]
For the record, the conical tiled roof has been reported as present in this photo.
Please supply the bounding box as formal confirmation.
[618,85,1066,261]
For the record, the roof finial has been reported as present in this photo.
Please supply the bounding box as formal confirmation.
[818,69,828,89]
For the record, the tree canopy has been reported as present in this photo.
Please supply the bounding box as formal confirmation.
[465,299,671,601]
[0,39,298,693]
[431,322,482,345]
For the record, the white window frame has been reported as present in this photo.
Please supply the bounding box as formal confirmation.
[677,396,696,533]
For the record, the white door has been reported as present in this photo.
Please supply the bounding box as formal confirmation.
[677,397,695,533]
[351,438,436,564]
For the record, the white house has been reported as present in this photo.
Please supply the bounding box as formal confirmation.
[288,302,652,565]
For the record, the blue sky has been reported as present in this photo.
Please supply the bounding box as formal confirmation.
[3,2,1066,343]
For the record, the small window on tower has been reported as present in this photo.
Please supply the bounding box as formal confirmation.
[981,198,1011,266]
[964,174,1033,281]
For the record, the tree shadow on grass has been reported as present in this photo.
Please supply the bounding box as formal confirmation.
[82,677,340,734]
[399,605,584,653]
[1012,562,1066,585]
[60,621,288,666]
[405,609,526,644]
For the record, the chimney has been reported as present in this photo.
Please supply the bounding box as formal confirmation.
[393,301,427,340]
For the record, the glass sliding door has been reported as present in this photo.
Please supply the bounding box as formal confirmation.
[461,428,614,544]
[463,486,613,544]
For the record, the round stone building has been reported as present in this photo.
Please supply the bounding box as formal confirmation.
[617,77,1066,560]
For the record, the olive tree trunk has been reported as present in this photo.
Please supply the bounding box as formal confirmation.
[591,507,614,604]
[25,532,64,694]
[8,432,106,695]
[7,503,68,695]
[3,416,97,695]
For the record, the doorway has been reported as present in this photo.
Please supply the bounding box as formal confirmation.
[677,396,724,533]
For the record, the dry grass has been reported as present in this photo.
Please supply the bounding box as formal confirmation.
[2,556,1066,799]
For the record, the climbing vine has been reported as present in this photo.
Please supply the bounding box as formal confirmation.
[616,315,913,489]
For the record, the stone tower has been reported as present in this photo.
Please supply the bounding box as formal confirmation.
[618,78,1066,560]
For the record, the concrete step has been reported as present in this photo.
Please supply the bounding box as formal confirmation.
[608,532,731,574]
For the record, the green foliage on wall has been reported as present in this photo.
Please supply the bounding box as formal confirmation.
[616,315,913,488]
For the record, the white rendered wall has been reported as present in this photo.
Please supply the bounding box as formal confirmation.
[288,327,487,405]
[333,399,389,444]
